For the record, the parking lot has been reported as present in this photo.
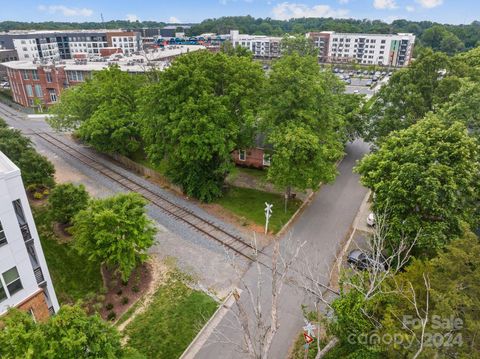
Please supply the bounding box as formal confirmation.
[333,67,393,97]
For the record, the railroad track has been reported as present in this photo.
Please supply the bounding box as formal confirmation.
[0,103,25,120]
[33,131,265,262]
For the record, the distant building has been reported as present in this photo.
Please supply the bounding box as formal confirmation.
[230,30,281,59]
[232,134,272,169]
[2,45,205,108]
[0,151,59,320]
[0,30,142,61]
[306,31,415,67]
[0,49,18,80]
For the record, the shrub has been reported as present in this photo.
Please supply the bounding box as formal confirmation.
[33,192,43,200]
[107,311,116,321]
[116,289,123,296]
[122,297,129,305]
[49,183,89,224]
[105,303,114,311]
[132,286,140,293]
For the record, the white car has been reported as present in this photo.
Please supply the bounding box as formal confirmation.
[367,212,375,227]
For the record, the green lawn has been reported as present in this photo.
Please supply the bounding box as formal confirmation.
[125,273,218,359]
[128,150,168,175]
[214,186,302,233]
[33,207,103,304]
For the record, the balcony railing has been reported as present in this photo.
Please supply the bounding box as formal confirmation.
[33,267,46,286]
[48,306,55,316]
[20,223,32,242]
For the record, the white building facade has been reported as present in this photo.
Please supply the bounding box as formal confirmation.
[0,151,59,320]
[230,30,281,58]
[307,31,415,67]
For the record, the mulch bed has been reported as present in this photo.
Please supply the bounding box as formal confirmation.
[100,262,153,322]
[52,222,73,243]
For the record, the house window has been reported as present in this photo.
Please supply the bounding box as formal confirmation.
[0,221,6,246]
[262,154,271,167]
[46,72,52,83]
[31,70,39,80]
[49,89,57,102]
[34,84,43,98]
[239,150,246,161]
[22,70,29,80]
[25,85,33,97]
[3,267,23,296]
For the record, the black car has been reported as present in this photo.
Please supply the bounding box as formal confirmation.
[347,249,386,271]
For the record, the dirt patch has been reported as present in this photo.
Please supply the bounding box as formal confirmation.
[117,258,168,332]
[52,222,73,243]
[100,262,153,322]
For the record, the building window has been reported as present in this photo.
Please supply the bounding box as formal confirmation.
[0,280,6,302]
[49,89,57,103]
[31,70,39,80]
[46,72,52,83]
[22,70,29,80]
[25,85,33,97]
[34,84,43,98]
[263,154,271,167]
[0,221,6,246]
[3,267,23,296]
[239,150,246,161]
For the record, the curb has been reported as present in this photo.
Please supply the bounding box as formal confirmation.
[179,289,239,359]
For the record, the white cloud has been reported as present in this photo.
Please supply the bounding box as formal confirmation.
[168,16,180,23]
[373,0,398,9]
[415,0,443,8]
[338,0,349,3]
[272,2,349,20]
[406,5,415,12]
[126,14,139,22]
[37,5,93,17]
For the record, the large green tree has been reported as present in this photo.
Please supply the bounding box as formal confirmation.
[0,121,54,187]
[138,50,264,202]
[262,53,344,204]
[48,182,89,225]
[364,50,452,144]
[356,115,479,253]
[49,66,145,156]
[72,192,156,281]
[0,305,123,358]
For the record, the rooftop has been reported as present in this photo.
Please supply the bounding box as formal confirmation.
[1,45,205,72]
[0,151,20,178]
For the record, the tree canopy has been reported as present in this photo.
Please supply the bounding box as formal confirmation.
[72,192,156,281]
[48,183,89,225]
[49,66,146,156]
[0,119,54,187]
[138,50,265,202]
[356,115,479,253]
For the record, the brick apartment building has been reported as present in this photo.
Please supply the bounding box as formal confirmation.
[2,45,204,108]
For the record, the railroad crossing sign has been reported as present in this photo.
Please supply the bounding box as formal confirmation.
[264,202,273,235]
[303,332,314,344]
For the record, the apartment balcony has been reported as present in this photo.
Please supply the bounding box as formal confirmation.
[48,306,55,316]
[33,266,46,286]
[20,223,32,242]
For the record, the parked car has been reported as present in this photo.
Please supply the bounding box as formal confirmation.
[0,82,9,88]
[367,212,375,226]
[372,76,378,82]
[347,249,387,271]
[356,70,362,75]
[388,71,393,76]
[366,80,373,86]
[370,70,375,75]
[334,68,339,73]
[381,71,387,76]
[363,70,368,75]
[345,79,351,84]
[339,69,344,73]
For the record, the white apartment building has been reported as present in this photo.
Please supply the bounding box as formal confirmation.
[13,38,60,61]
[307,31,415,67]
[107,32,141,56]
[0,151,59,320]
[230,30,281,58]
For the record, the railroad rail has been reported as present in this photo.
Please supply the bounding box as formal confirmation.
[33,131,264,262]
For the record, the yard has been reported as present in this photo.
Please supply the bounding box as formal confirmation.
[125,271,218,359]
[214,186,302,234]
[33,206,103,304]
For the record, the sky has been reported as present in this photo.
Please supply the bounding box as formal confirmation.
[0,0,478,25]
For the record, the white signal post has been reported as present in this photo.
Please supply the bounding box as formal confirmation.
[264,202,273,235]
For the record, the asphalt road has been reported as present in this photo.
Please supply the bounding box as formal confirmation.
[195,139,370,358]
